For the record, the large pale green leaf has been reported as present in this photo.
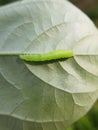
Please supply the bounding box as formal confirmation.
[0,0,98,129]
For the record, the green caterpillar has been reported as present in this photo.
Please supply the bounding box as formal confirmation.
[20,50,74,61]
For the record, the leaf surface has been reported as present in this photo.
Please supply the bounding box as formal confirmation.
[0,0,98,129]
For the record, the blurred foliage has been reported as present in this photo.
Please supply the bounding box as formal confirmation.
[0,0,21,5]
[67,101,98,130]
[0,0,98,129]
[69,0,98,26]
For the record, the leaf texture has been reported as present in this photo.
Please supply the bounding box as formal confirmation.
[0,0,98,129]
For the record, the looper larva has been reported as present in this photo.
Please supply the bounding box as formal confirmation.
[20,50,74,61]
